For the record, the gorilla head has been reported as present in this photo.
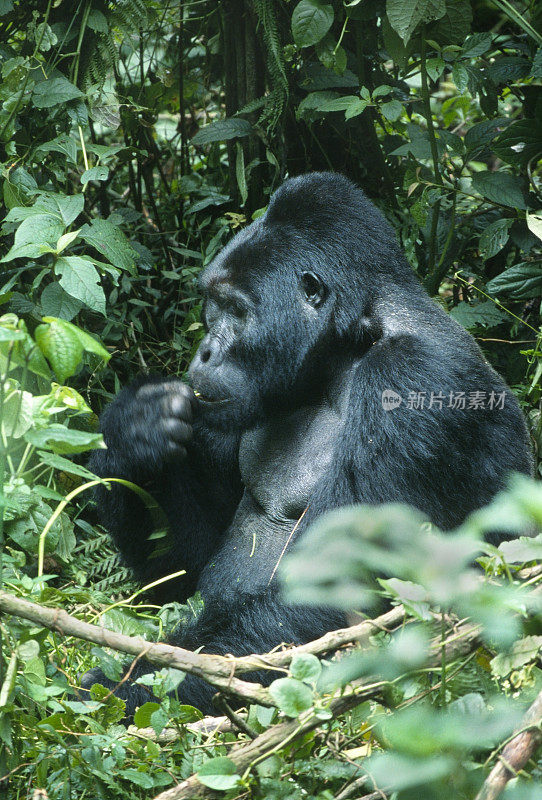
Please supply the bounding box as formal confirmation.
[187,172,414,429]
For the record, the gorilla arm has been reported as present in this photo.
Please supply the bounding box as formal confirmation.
[89,375,242,604]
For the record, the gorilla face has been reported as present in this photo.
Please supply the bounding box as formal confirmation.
[187,220,333,430]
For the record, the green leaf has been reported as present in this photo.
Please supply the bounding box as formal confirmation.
[35,317,109,381]
[119,770,154,789]
[32,76,84,108]
[34,319,84,382]
[461,32,493,59]
[56,257,106,315]
[6,193,84,227]
[494,121,542,167]
[527,211,542,242]
[37,451,102,482]
[449,300,508,329]
[269,677,314,717]
[192,118,252,145]
[81,166,109,185]
[365,753,454,791]
[35,22,57,52]
[452,63,468,93]
[426,57,445,82]
[486,262,542,299]
[0,317,51,378]
[428,0,472,45]
[40,283,83,321]
[235,142,248,205]
[478,219,512,260]
[25,424,105,455]
[87,9,109,33]
[488,57,530,86]
[491,636,542,678]
[79,219,137,273]
[531,46,542,78]
[150,706,169,737]
[134,702,161,728]
[35,135,78,164]
[316,35,347,74]
[197,757,241,791]
[471,171,527,210]
[464,118,509,158]
[292,0,334,48]
[381,99,403,121]
[386,0,446,45]
[24,657,46,686]
[1,214,63,262]
[382,15,410,68]
[315,94,361,112]
[498,534,542,564]
[290,653,322,683]
[2,386,33,438]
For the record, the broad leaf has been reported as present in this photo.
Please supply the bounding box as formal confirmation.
[471,171,527,209]
[79,219,137,273]
[386,0,446,44]
[450,300,507,328]
[192,118,251,145]
[25,424,104,454]
[1,214,63,262]
[81,166,109,185]
[32,76,83,108]
[40,282,83,321]
[486,262,542,299]
[34,318,84,382]
[197,757,241,791]
[290,653,322,683]
[478,219,512,260]
[56,256,106,315]
[292,0,334,48]
[269,677,314,717]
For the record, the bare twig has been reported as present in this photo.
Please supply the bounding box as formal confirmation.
[475,688,542,800]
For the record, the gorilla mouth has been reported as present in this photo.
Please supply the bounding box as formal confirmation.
[193,389,231,406]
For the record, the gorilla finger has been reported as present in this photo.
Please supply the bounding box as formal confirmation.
[136,380,185,402]
[163,418,193,443]
[167,384,197,414]
[165,441,187,460]
[166,393,194,422]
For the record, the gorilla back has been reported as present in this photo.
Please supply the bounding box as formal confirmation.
[85,172,533,715]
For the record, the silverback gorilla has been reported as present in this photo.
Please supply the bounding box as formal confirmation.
[83,172,533,714]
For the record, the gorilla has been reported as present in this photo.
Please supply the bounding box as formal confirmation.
[83,172,533,715]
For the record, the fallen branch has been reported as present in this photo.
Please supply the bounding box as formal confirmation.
[0,591,271,706]
[0,591,406,702]
[475,688,542,800]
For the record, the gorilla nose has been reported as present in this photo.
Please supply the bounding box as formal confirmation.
[190,337,223,373]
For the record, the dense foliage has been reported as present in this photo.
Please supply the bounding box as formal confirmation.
[0,0,540,798]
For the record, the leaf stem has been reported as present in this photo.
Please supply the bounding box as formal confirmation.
[420,29,443,280]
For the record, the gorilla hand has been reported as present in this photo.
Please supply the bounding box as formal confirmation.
[100,378,196,474]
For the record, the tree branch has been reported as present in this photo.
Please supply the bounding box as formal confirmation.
[475,688,542,800]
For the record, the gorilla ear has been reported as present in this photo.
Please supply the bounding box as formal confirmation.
[301,271,327,308]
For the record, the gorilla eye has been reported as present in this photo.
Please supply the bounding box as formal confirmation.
[301,271,326,307]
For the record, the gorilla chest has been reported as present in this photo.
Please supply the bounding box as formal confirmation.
[197,405,341,598]
[238,405,339,520]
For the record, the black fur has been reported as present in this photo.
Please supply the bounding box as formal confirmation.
[84,172,533,715]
